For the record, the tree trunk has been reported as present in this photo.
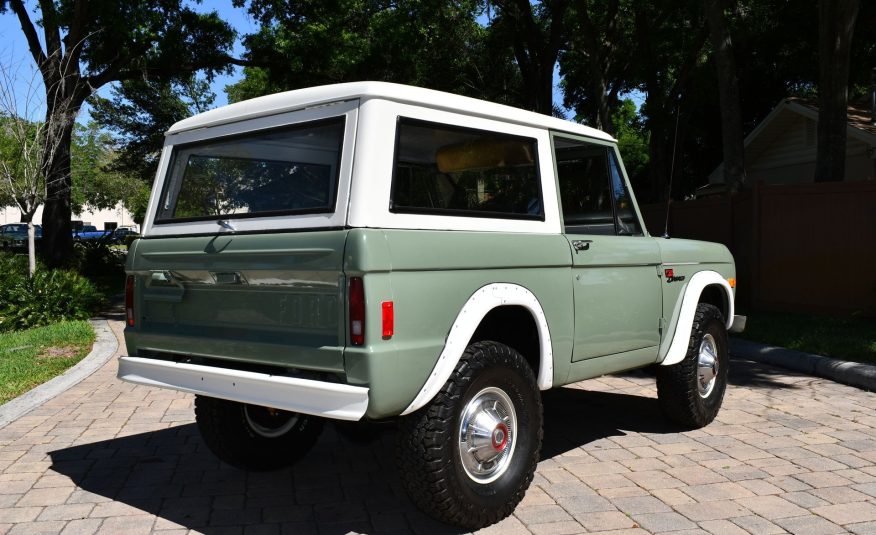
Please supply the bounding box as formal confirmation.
[40,108,77,267]
[815,0,859,182]
[704,0,746,192]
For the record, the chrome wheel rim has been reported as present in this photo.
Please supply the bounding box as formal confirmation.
[697,333,719,398]
[458,386,517,484]
[244,405,299,438]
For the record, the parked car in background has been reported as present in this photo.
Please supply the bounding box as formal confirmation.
[0,223,42,251]
[72,225,112,241]
[108,227,138,245]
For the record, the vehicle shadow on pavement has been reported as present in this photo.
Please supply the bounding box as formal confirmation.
[47,422,463,534]
[728,357,805,390]
[45,385,704,534]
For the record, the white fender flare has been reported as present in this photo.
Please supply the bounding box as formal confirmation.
[660,270,734,366]
[400,283,553,415]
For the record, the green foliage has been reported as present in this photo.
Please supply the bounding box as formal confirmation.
[611,99,650,183]
[0,253,101,333]
[68,240,127,281]
[90,77,215,183]
[0,320,95,404]
[228,0,522,106]
[0,113,45,219]
[70,121,150,218]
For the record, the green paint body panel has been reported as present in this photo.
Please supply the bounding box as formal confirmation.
[656,238,736,360]
[343,229,575,417]
[124,228,737,419]
[125,231,348,372]
[566,234,662,361]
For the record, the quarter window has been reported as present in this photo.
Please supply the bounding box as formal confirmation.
[391,119,544,220]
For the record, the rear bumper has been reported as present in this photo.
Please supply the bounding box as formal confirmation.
[117,356,369,421]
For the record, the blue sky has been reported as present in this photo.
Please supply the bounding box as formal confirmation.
[0,1,257,119]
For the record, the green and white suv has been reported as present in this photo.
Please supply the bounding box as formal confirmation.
[119,82,744,529]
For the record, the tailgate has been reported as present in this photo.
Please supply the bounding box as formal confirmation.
[125,230,349,373]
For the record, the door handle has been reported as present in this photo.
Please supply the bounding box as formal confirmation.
[572,240,593,252]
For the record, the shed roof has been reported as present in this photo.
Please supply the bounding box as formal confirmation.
[709,97,876,182]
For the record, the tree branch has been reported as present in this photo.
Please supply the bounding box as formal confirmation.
[38,0,63,60]
[63,0,89,66]
[8,0,48,68]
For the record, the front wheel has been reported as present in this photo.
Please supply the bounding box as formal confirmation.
[194,396,323,471]
[397,341,543,529]
[656,303,729,428]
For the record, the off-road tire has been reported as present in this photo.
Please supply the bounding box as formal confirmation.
[194,395,323,471]
[397,341,543,529]
[656,303,729,428]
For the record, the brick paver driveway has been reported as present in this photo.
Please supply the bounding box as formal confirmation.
[2,317,876,535]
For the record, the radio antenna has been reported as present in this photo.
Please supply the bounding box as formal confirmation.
[662,96,681,239]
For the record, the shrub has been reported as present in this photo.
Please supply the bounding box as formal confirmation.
[68,240,127,280]
[0,252,101,333]
[124,234,141,249]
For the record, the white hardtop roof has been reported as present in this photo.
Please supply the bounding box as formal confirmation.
[167,81,614,142]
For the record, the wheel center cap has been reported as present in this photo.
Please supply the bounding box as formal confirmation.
[492,423,509,451]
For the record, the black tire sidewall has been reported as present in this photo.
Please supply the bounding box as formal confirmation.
[656,303,730,428]
[451,361,541,506]
[195,396,323,471]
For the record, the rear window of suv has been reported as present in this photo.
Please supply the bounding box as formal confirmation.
[155,117,345,223]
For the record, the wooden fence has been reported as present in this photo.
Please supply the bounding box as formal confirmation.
[640,181,876,315]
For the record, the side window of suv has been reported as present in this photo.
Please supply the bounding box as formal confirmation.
[554,136,642,236]
[391,118,544,220]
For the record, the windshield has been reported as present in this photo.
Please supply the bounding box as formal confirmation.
[155,117,345,223]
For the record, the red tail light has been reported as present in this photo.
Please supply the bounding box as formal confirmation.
[349,277,365,346]
[125,275,135,327]
[382,301,394,338]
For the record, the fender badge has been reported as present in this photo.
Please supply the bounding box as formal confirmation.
[664,269,685,283]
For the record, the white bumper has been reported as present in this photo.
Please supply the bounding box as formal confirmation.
[117,356,369,421]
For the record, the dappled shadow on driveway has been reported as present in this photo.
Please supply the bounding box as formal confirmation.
[48,385,688,533]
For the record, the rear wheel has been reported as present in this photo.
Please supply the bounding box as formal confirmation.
[657,303,729,428]
[397,341,542,529]
[194,396,323,471]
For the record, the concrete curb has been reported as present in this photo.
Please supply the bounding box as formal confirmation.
[730,337,876,393]
[0,319,118,429]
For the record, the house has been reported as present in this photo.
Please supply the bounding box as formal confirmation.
[0,202,139,232]
[706,98,876,189]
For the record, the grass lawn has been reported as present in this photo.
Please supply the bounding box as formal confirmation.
[736,311,876,366]
[0,321,95,405]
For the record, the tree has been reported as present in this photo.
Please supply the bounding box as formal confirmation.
[560,0,636,135]
[487,0,570,114]
[229,0,521,106]
[704,0,745,192]
[815,0,860,182]
[1,0,239,266]
[90,77,215,183]
[631,1,709,202]
[610,99,649,184]
[70,121,149,222]
[0,64,63,274]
